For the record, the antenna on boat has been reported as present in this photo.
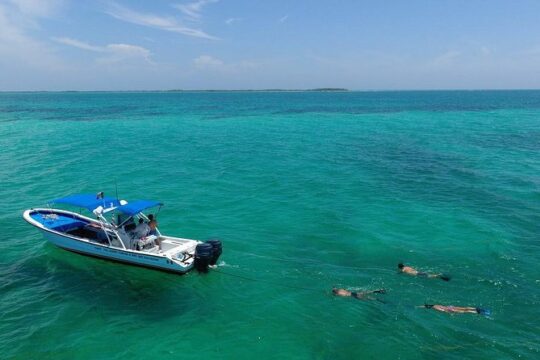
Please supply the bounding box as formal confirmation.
[115,179,119,201]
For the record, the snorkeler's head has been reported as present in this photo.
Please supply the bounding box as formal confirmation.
[398,263,404,269]
[424,304,434,309]
[332,288,338,295]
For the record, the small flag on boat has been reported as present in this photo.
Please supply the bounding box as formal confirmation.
[96,192,104,199]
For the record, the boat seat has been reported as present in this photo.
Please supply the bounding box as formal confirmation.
[144,245,160,253]
[115,228,132,249]
[110,237,123,248]
[49,218,86,232]
[162,241,195,255]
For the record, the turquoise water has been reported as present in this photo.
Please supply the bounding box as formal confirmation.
[0,91,539,359]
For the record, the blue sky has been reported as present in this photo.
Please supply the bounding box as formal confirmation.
[1,0,540,90]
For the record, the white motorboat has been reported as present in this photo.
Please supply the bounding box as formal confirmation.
[23,193,222,274]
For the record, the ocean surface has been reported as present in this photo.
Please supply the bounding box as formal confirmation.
[0,91,539,359]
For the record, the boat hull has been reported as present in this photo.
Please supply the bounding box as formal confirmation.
[41,230,191,274]
[23,209,194,274]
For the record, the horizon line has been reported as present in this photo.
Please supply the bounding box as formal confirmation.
[1,88,540,93]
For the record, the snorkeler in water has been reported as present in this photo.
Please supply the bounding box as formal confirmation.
[332,288,386,301]
[421,304,491,316]
[398,263,450,281]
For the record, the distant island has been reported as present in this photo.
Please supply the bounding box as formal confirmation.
[1,88,350,93]
[165,88,349,92]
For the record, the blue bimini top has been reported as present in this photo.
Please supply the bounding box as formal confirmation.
[51,194,121,211]
[115,200,163,216]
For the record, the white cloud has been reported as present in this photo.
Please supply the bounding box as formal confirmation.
[106,2,217,40]
[0,2,64,71]
[101,43,152,64]
[225,17,240,25]
[52,36,104,52]
[192,55,259,74]
[173,0,217,20]
[523,45,540,56]
[8,0,63,18]
[278,14,289,23]
[53,36,152,64]
[431,50,461,67]
[193,54,223,68]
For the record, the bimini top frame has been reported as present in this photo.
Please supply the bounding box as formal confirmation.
[50,193,163,250]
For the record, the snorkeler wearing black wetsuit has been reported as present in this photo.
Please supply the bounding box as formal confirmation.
[398,263,450,281]
[332,288,386,301]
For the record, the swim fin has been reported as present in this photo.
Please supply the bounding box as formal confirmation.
[439,274,451,281]
[476,308,491,316]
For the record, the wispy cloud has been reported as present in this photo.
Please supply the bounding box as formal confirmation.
[53,36,152,64]
[0,1,64,71]
[225,17,240,25]
[98,43,152,64]
[52,36,104,52]
[431,50,461,67]
[193,54,223,68]
[8,0,64,18]
[278,14,289,23]
[193,54,258,73]
[524,45,540,56]
[106,2,218,40]
[173,0,217,20]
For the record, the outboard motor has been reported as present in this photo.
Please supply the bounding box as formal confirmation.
[194,243,213,273]
[206,239,222,266]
